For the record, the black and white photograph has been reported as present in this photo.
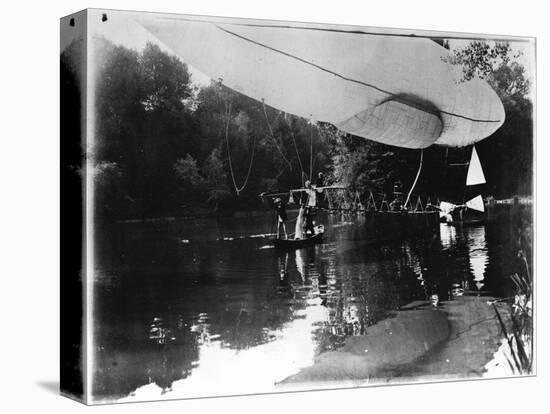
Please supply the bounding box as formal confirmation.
[59,6,536,406]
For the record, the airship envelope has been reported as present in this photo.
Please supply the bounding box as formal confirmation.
[135,16,505,149]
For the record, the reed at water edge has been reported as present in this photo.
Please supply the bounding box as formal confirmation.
[492,234,533,375]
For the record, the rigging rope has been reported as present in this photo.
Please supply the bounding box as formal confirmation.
[404,149,424,209]
[223,97,256,196]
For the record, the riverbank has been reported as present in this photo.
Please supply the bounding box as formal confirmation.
[110,194,532,224]
[278,296,512,388]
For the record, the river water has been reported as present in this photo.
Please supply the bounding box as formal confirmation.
[92,204,532,402]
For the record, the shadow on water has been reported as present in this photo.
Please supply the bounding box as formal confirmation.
[92,205,532,401]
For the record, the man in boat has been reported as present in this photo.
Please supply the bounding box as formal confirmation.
[315,172,324,188]
[274,197,288,239]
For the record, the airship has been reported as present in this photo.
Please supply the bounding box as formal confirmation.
[131,14,505,149]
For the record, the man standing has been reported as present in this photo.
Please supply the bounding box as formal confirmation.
[315,172,324,188]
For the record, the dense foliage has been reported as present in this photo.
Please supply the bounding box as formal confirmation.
[83,39,331,220]
[443,40,533,198]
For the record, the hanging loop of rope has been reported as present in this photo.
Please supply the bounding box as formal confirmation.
[404,149,424,209]
[222,86,256,196]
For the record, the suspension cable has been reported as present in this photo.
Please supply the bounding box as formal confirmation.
[223,97,256,196]
[404,149,424,209]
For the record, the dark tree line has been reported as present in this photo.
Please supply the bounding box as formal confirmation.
[61,37,533,221]
[84,39,332,220]
[451,41,533,198]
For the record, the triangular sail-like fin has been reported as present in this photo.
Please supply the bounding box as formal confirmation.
[466,195,485,212]
[466,146,486,186]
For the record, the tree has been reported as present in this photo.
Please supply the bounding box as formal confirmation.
[94,39,200,219]
[174,155,205,190]
[203,148,231,211]
[443,41,516,82]
[173,154,206,207]
[323,122,421,200]
[444,40,533,197]
[194,81,329,209]
[140,43,194,113]
[92,40,339,217]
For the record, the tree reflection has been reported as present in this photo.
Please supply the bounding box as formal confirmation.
[279,241,429,354]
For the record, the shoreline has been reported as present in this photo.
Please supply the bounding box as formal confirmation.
[111,196,533,224]
[278,296,515,387]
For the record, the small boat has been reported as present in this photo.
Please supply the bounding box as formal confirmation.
[271,229,324,249]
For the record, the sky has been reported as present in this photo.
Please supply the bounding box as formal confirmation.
[60,10,211,85]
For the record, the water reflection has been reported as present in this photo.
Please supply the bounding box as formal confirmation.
[93,207,530,401]
[149,317,174,345]
[438,223,490,294]
[439,223,456,249]
[467,225,489,291]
